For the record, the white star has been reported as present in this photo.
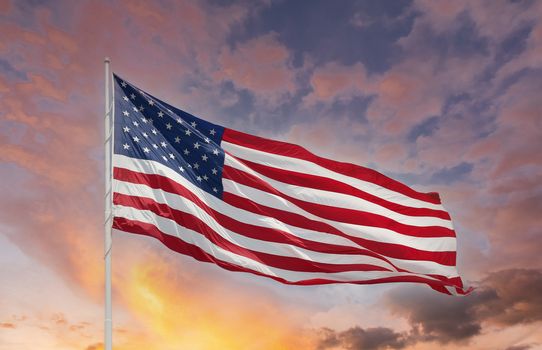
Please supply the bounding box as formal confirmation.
[204,137,210,143]
[123,110,129,116]
[193,162,199,169]
[121,81,127,87]
[166,123,172,130]
[148,118,154,124]
[153,144,159,149]
[191,121,197,128]
[187,164,192,168]
[148,99,154,106]
[132,121,139,127]
[203,175,208,181]
[130,93,136,99]
[183,149,190,155]
[132,106,139,112]
[212,148,219,155]
[123,143,130,150]
[193,142,200,149]
[209,129,216,136]
[161,141,167,148]
[212,187,218,193]
[143,147,150,153]
[211,168,218,175]
[169,153,175,159]
[167,108,172,113]
[185,129,192,136]
[202,154,208,161]
[179,166,185,172]
[123,126,130,132]
[133,136,140,142]
[122,96,129,102]
[142,132,148,138]
[141,117,148,123]
[151,129,158,135]
[162,155,168,162]
[174,136,181,143]
[196,176,202,182]
[158,111,164,118]
[139,106,144,111]
[176,117,182,124]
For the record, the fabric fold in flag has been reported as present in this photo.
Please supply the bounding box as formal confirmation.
[111,74,471,296]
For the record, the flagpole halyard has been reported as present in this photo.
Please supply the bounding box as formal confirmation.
[104,57,113,350]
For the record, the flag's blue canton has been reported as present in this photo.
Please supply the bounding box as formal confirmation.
[113,74,226,198]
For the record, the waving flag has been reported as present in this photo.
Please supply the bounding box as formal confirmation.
[111,74,470,295]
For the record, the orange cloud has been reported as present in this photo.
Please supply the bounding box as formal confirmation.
[216,34,297,102]
[303,62,368,106]
[0,0,11,14]
[0,75,7,93]
[0,322,16,329]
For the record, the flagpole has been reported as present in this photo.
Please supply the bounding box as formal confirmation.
[104,57,113,350]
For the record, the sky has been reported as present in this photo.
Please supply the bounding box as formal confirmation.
[0,0,541,349]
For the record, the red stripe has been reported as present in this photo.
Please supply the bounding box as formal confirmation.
[115,168,444,276]
[113,167,428,273]
[113,217,465,294]
[114,167,386,259]
[114,166,456,266]
[224,192,456,266]
[114,192,392,274]
[222,128,442,205]
[222,165,455,238]
[232,157,451,220]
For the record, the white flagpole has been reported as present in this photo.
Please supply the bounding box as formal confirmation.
[104,57,113,350]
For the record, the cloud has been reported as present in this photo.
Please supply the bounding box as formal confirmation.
[388,290,488,343]
[303,62,369,106]
[16,73,68,102]
[84,343,103,350]
[365,48,487,138]
[477,269,542,326]
[215,33,297,103]
[0,312,100,349]
[317,326,409,350]
[412,0,537,44]
[505,345,535,350]
[0,322,16,329]
[386,268,542,345]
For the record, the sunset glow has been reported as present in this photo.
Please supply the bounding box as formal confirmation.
[1,1,541,349]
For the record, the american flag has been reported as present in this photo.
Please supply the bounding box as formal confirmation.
[111,74,470,295]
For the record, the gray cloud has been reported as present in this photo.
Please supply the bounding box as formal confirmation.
[386,288,492,343]
[477,268,542,326]
[317,326,410,350]
[385,268,542,345]
[316,268,542,349]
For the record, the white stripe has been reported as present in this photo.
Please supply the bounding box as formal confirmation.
[223,179,456,253]
[222,141,445,211]
[113,204,450,284]
[224,154,453,229]
[113,155,458,280]
[113,155,456,252]
[114,200,394,272]
[114,179,459,277]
